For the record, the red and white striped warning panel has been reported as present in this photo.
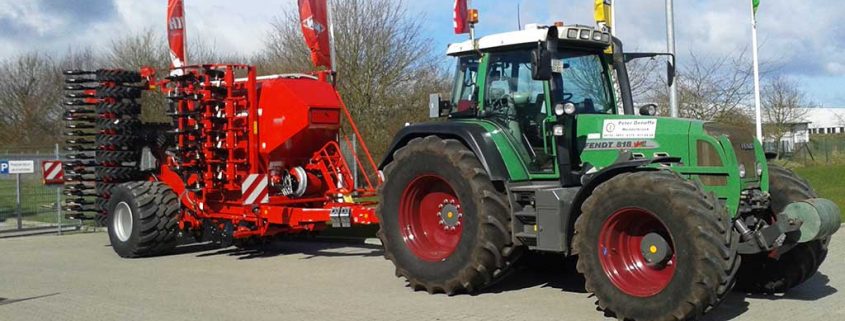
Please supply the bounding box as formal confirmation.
[41,160,64,185]
[241,174,269,205]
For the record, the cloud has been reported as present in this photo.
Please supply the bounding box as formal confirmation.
[0,0,118,55]
[431,0,845,106]
[0,0,292,58]
[0,0,842,106]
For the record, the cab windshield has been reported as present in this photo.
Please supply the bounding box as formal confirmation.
[551,50,615,114]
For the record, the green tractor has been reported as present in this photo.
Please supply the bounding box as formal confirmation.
[376,23,840,320]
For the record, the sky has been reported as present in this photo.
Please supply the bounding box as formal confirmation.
[0,0,843,107]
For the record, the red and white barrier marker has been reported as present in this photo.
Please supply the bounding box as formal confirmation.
[42,160,64,185]
[242,174,269,205]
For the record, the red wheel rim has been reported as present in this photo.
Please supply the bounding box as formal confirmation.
[598,207,676,297]
[398,175,463,262]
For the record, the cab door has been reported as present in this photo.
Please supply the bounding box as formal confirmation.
[480,50,558,178]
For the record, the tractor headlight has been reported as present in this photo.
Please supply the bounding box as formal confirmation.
[580,29,591,40]
[756,162,763,176]
[553,125,565,136]
[564,103,576,114]
[738,164,747,178]
[554,103,576,116]
[554,103,565,116]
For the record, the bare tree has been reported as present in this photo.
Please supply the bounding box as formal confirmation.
[762,75,811,154]
[0,53,64,147]
[624,56,663,103]
[258,0,450,159]
[643,50,767,127]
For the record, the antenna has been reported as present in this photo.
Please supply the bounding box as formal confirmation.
[517,2,522,30]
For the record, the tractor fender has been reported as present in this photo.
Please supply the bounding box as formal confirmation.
[564,156,682,253]
[379,122,510,182]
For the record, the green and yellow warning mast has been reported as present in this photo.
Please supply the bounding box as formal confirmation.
[594,0,613,53]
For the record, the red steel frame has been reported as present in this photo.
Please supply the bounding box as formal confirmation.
[140,65,380,239]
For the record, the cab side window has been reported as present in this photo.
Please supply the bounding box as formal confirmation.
[451,56,480,113]
[485,51,554,173]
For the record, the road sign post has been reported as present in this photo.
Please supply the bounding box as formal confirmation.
[16,173,21,229]
[1,160,36,230]
[55,144,62,235]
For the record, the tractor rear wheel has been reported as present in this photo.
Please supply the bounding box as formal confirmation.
[735,164,829,293]
[377,136,520,294]
[107,181,180,258]
[574,170,739,321]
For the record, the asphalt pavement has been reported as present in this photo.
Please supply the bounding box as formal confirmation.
[0,231,843,321]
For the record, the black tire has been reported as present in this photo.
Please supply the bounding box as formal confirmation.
[96,86,142,99]
[96,182,117,198]
[377,136,521,294]
[734,164,829,294]
[574,170,739,321]
[96,198,109,212]
[96,69,142,84]
[96,151,139,163]
[97,102,141,115]
[96,166,143,182]
[96,118,141,132]
[94,212,109,227]
[96,134,138,147]
[139,123,173,149]
[107,182,181,258]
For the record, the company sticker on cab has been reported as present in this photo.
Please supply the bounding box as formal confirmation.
[602,119,657,139]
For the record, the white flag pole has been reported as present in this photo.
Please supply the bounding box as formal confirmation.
[610,0,615,36]
[665,0,678,118]
[328,0,337,74]
[751,6,763,142]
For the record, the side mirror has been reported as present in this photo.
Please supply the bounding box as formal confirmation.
[624,52,676,87]
[638,103,658,116]
[666,58,676,87]
[531,48,552,80]
[429,94,451,118]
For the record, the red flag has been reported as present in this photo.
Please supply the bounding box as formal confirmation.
[298,0,332,70]
[454,0,469,34]
[167,0,187,70]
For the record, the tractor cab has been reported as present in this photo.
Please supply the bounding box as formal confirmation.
[432,24,622,181]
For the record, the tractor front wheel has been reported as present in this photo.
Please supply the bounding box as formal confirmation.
[377,136,521,294]
[735,164,829,293]
[574,171,739,321]
[107,181,180,258]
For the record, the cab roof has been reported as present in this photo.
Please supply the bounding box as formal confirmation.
[446,24,612,56]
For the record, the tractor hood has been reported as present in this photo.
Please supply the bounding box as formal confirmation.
[577,115,766,186]
[698,122,763,181]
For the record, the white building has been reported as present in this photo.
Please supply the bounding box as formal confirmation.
[802,107,845,135]
[764,107,844,153]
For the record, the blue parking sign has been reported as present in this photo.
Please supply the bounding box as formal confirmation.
[0,160,8,174]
